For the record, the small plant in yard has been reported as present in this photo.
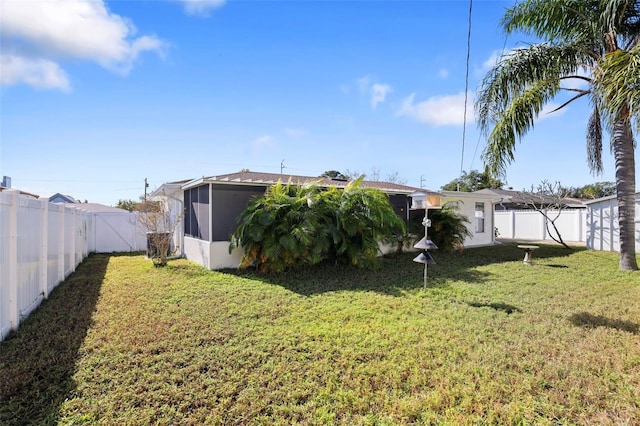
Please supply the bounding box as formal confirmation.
[136,191,180,267]
[407,201,472,252]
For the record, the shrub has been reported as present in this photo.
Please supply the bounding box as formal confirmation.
[230,178,405,272]
[428,201,472,251]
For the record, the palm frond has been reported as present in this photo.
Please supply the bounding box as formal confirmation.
[477,43,592,134]
[593,46,640,132]
[587,103,604,173]
[481,79,560,175]
[603,0,640,49]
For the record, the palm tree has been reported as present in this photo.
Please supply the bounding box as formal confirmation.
[476,0,639,271]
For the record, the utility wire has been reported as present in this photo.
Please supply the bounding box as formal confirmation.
[468,32,510,173]
[459,0,473,191]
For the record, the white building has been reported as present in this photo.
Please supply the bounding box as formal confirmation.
[584,193,640,252]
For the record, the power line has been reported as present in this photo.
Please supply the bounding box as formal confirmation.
[468,31,510,174]
[459,0,473,191]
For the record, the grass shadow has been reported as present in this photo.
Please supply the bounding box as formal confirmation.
[468,301,522,314]
[222,250,494,297]
[0,254,108,425]
[568,312,639,334]
[220,243,583,297]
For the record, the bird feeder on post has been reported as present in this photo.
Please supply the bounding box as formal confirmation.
[409,190,441,291]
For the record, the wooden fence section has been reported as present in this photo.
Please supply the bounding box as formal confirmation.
[0,191,145,341]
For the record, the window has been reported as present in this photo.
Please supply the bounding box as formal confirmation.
[475,202,485,233]
[184,185,210,241]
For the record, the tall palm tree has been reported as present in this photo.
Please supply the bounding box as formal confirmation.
[477,0,640,271]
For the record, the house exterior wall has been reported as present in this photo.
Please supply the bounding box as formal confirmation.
[183,236,245,270]
[388,194,410,221]
[586,194,640,252]
[211,242,244,270]
[441,193,496,247]
[184,236,212,269]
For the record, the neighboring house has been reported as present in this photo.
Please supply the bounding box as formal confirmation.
[475,188,586,210]
[153,171,499,270]
[49,193,78,204]
[584,192,640,252]
[0,186,39,199]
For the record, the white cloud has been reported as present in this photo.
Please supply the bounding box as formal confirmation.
[0,0,166,89]
[476,48,525,77]
[354,75,392,109]
[251,135,275,154]
[370,83,392,109]
[178,0,226,16]
[479,50,502,74]
[0,54,70,91]
[284,127,307,138]
[397,92,474,126]
[438,68,449,79]
[356,75,372,94]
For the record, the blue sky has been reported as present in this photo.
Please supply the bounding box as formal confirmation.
[0,0,627,206]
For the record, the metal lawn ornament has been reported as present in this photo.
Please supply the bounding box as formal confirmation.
[413,216,438,290]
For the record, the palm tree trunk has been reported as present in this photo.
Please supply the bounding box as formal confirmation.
[612,117,638,271]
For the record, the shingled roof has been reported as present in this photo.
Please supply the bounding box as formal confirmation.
[186,171,430,194]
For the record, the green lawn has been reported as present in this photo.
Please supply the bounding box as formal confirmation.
[1,244,639,425]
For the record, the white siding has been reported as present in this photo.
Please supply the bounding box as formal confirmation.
[441,193,496,247]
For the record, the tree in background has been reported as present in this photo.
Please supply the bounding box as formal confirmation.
[343,167,408,185]
[476,0,639,270]
[320,170,349,180]
[566,181,616,199]
[517,181,575,249]
[116,199,139,212]
[441,170,504,192]
[230,178,405,272]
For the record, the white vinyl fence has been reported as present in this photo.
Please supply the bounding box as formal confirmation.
[494,209,587,244]
[94,212,146,253]
[0,191,145,341]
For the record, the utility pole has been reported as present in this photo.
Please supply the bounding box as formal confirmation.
[420,175,425,189]
[280,159,285,174]
[144,178,149,203]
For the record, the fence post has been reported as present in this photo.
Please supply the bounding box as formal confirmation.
[8,191,19,330]
[576,210,583,243]
[541,209,548,240]
[58,205,65,281]
[510,210,515,239]
[40,198,49,298]
[70,207,77,271]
